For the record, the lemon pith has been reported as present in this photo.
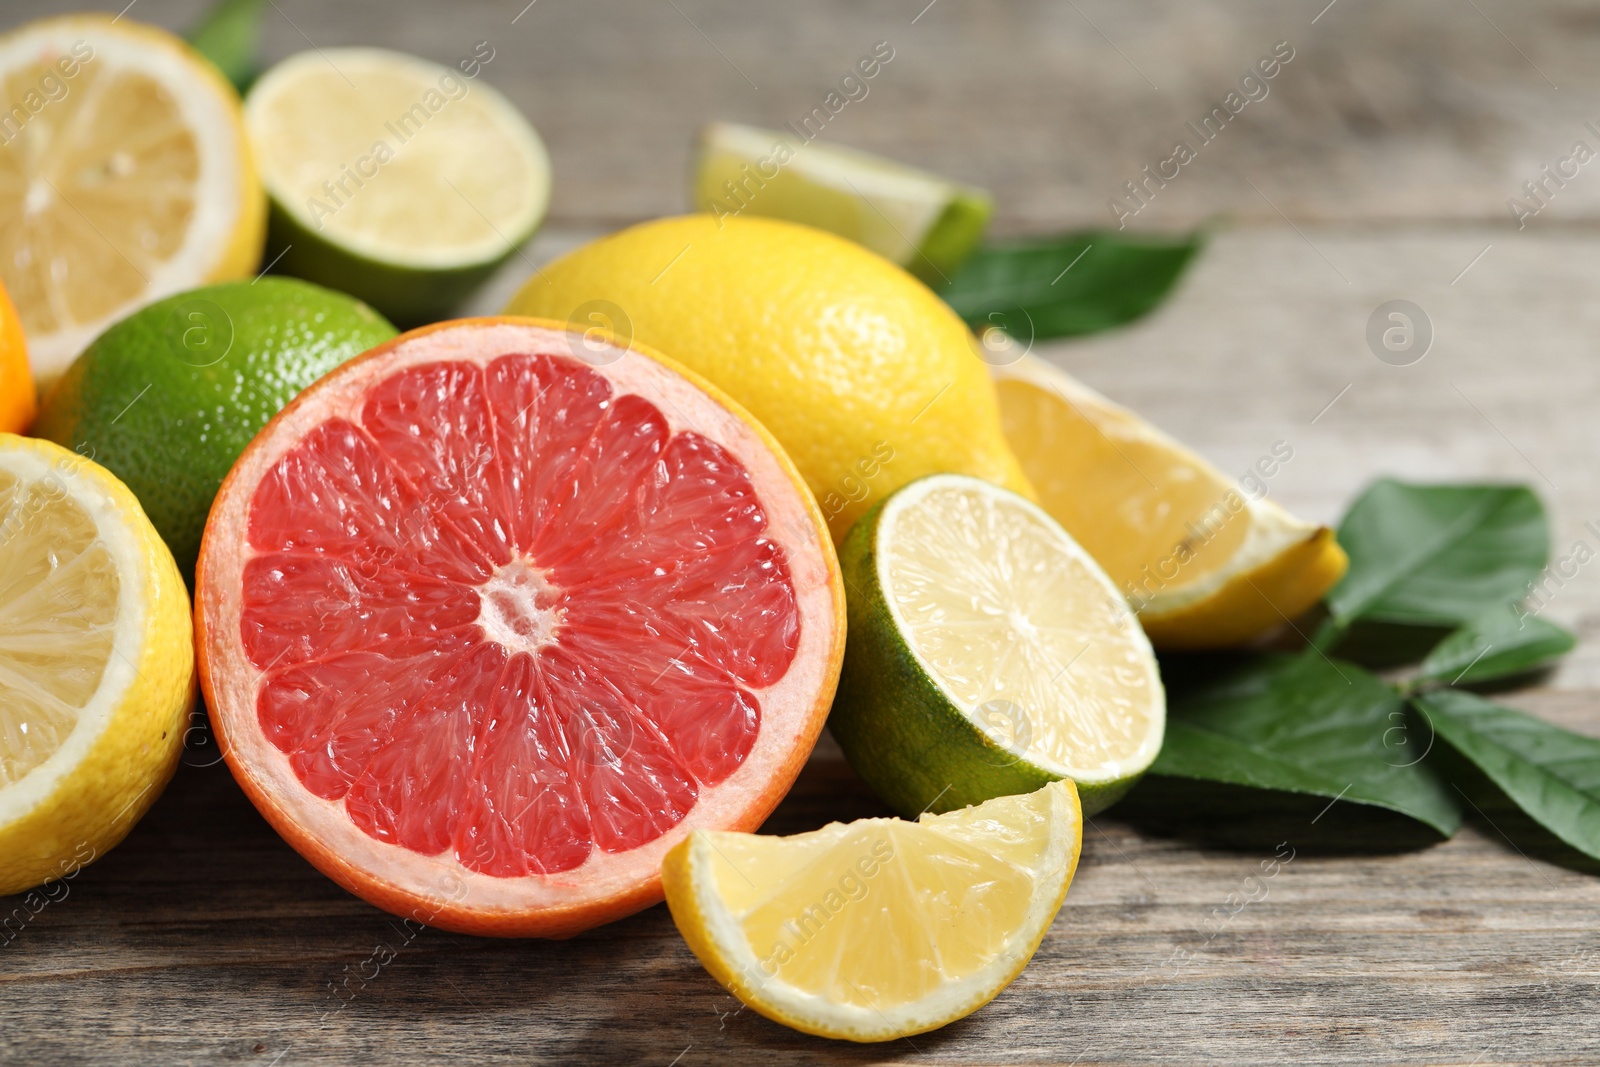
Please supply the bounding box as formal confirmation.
[0,434,193,896]
[662,779,1081,1042]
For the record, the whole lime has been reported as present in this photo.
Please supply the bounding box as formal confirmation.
[34,278,397,582]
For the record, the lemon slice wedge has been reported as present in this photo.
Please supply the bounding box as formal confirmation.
[662,779,1081,1042]
[0,434,193,895]
[0,15,265,387]
[994,353,1348,649]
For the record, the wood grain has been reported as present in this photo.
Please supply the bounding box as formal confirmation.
[5,2,1600,1064]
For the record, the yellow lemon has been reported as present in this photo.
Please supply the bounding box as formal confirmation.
[504,214,1032,540]
[994,353,1348,649]
[0,434,193,895]
[662,779,1081,1042]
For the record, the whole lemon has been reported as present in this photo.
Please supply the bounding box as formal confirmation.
[504,214,1032,539]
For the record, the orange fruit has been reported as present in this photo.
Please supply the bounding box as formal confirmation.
[195,317,845,936]
[0,281,35,433]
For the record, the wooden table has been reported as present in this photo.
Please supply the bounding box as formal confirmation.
[6,2,1600,1063]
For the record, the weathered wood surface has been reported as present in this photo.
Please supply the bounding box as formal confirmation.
[7,1,1600,1064]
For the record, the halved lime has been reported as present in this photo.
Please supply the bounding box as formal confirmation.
[245,48,551,324]
[692,122,991,285]
[830,474,1165,816]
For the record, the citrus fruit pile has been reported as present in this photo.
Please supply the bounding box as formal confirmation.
[0,4,1354,1048]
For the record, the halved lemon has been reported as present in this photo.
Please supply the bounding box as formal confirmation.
[662,779,1081,1042]
[0,434,194,896]
[0,15,265,387]
[829,474,1164,817]
[993,353,1348,649]
[0,279,35,433]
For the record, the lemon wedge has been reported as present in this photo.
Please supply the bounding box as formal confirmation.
[662,779,1081,1042]
[994,353,1347,649]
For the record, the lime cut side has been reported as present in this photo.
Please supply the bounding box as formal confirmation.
[831,473,1164,816]
[662,779,1081,1042]
[245,48,550,322]
[693,122,991,284]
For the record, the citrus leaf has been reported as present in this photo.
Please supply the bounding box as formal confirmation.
[187,0,266,93]
[937,230,1202,341]
[1150,652,1461,835]
[1416,606,1574,686]
[1417,689,1600,861]
[1326,480,1547,628]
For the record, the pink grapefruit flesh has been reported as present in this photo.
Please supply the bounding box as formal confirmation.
[196,318,844,936]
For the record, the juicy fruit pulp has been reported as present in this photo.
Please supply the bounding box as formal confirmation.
[0,16,264,384]
[0,466,119,786]
[992,354,1348,649]
[245,353,799,873]
[0,434,193,897]
[831,474,1164,818]
[199,319,843,933]
[882,480,1159,775]
[245,48,551,323]
[662,779,1081,1042]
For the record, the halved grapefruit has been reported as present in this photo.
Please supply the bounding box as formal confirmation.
[195,317,845,937]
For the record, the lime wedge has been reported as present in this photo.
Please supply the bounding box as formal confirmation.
[830,474,1165,816]
[692,121,991,284]
[245,48,551,324]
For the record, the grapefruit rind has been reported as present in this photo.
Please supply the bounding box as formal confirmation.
[196,317,845,936]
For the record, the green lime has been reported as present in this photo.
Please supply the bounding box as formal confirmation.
[245,48,551,326]
[34,277,396,583]
[829,474,1166,817]
[692,121,992,285]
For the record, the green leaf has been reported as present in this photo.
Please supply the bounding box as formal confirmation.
[1326,480,1547,628]
[187,0,266,93]
[1150,652,1461,835]
[937,230,1202,341]
[1417,689,1600,861]
[1416,605,1574,686]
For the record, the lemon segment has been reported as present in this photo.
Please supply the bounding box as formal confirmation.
[662,779,1081,1042]
[993,354,1348,649]
[0,15,265,387]
[0,434,193,895]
